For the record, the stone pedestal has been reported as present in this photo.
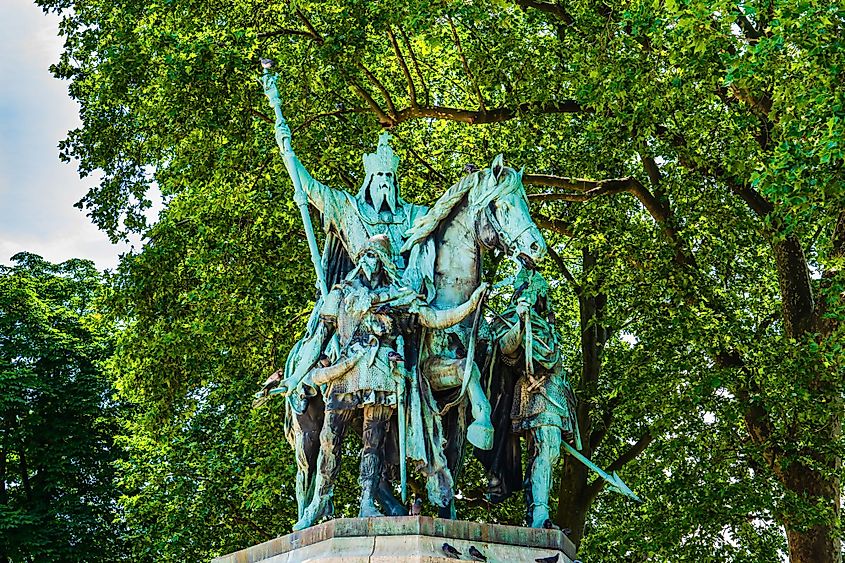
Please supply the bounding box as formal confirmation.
[212,516,577,563]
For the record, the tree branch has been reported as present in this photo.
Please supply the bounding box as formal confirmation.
[655,126,774,217]
[388,100,584,125]
[585,430,653,502]
[348,80,395,127]
[734,6,765,41]
[257,28,313,39]
[387,25,417,107]
[399,25,430,106]
[514,0,574,25]
[589,397,621,451]
[533,212,574,238]
[223,497,273,540]
[293,7,324,44]
[524,174,604,191]
[607,431,653,473]
[832,210,845,260]
[292,107,368,134]
[547,245,581,294]
[530,192,592,202]
[389,131,448,184]
[250,108,274,124]
[447,15,486,112]
[355,62,398,119]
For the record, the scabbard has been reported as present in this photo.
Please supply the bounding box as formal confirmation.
[397,374,408,502]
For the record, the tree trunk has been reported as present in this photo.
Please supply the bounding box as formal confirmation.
[556,455,590,546]
[770,232,842,563]
[555,247,608,548]
[783,465,841,563]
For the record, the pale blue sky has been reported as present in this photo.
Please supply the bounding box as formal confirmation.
[0,1,136,270]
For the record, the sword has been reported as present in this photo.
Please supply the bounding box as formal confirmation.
[259,60,329,298]
[560,441,643,503]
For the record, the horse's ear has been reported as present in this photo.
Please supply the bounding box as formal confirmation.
[491,154,505,180]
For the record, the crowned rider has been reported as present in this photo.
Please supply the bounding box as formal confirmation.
[270,118,430,519]
[293,235,488,530]
[275,124,428,274]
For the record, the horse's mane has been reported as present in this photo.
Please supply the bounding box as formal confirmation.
[400,162,524,253]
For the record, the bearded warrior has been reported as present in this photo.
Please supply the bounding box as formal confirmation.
[275,124,428,274]
[293,235,488,530]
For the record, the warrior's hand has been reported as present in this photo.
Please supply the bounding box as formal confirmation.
[470,282,490,304]
[275,120,292,149]
[325,334,341,363]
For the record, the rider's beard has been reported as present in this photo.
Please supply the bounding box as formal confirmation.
[369,179,397,214]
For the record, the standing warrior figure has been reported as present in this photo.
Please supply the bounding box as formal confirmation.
[488,268,581,529]
[294,235,488,530]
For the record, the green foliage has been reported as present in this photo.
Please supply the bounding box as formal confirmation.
[34,0,845,560]
[0,253,125,562]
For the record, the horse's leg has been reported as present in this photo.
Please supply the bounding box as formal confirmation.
[464,361,494,450]
[293,407,354,531]
[293,393,325,518]
[433,397,465,519]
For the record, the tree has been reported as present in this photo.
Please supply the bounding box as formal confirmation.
[39,0,844,561]
[0,253,125,562]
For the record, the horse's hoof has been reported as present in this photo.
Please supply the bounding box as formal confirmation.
[292,517,312,531]
[293,496,332,531]
[467,420,494,450]
[358,505,385,518]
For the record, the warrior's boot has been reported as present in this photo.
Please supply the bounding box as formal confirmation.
[528,457,553,528]
[528,427,561,528]
[358,452,385,518]
[377,476,408,516]
[293,408,351,531]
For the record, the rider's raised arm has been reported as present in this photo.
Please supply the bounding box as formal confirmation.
[274,121,342,215]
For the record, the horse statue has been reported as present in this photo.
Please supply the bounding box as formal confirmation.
[399,153,547,515]
[270,153,547,521]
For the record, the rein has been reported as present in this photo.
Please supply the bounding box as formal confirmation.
[439,287,488,415]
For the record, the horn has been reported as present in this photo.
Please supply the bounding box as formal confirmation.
[518,165,525,180]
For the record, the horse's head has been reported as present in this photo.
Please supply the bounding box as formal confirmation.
[470,154,547,269]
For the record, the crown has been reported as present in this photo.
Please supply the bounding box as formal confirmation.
[363,132,400,176]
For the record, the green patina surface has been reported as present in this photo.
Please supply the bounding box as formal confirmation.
[256,64,636,532]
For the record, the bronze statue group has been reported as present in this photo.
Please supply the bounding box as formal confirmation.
[257,67,635,533]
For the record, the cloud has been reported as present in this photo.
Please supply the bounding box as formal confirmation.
[0,2,133,270]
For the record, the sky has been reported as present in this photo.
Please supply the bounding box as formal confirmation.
[0,1,139,271]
